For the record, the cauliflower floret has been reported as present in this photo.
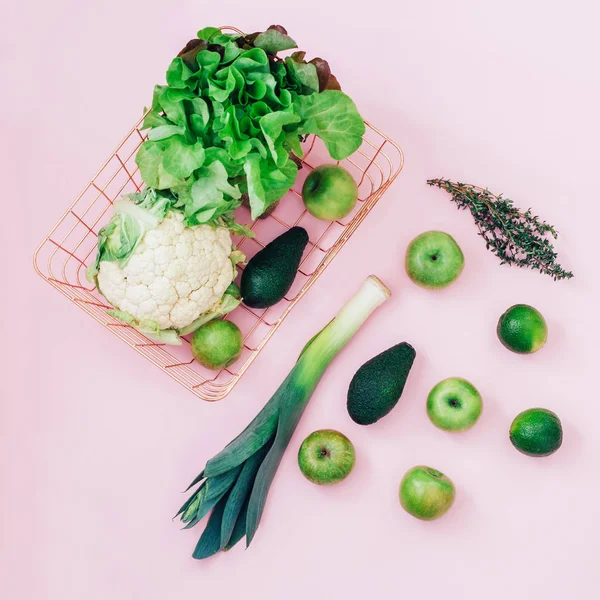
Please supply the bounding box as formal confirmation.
[97,213,234,330]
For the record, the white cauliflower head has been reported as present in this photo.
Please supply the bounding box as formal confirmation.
[88,189,245,344]
[98,212,234,330]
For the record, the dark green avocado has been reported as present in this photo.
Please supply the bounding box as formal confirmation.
[241,226,309,309]
[347,342,416,425]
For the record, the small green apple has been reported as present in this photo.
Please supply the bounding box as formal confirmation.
[399,466,456,520]
[405,231,464,289]
[302,165,358,221]
[427,377,483,432]
[191,320,243,370]
[298,429,355,485]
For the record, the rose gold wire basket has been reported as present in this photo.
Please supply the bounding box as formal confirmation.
[33,27,404,401]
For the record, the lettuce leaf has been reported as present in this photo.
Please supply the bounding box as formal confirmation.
[284,57,319,94]
[161,136,205,179]
[135,141,182,190]
[253,30,297,54]
[135,27,365,221]
[197,27,226,42]
[166,57,196,90]
[259,110,301,166]
[294,90,365,160]
[185,161,242,225]
[243,153,298,219]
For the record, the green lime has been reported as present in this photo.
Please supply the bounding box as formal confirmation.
[191,320,243,370]
[497,304,548,354]
[509,408,563,457]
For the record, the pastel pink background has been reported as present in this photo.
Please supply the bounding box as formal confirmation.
[3,1,599,598]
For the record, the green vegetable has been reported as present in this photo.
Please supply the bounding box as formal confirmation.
[253,29,298,54]
[136,25,365,223]
[347,342,416,425]
[87,188,251,287]
[106,282,242,344]
[87,188,174,282]
[191,320,243,370]
[177,275,391,558]
[294,92,365,160]
[427,179,573,281]
[240,226,309,308]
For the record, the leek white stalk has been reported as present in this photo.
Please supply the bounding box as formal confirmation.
[177,275,390,559]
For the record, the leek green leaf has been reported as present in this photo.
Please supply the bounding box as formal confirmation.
[183,470,205,494]
[245,370,315,545]
[186,465,242,526]
[220,442,271,549]
[192,492,230,560]
[223,496,249,551]
[204,393,280,477]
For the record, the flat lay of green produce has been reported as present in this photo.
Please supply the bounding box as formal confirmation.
[78,25,574,560]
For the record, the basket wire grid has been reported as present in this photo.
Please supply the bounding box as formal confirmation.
[33,28,404,401]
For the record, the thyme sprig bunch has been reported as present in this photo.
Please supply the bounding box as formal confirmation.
[427,179,573,281]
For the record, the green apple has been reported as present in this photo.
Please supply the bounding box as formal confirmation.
[298,429,355,485]
[399,466,456,520]
[302,165,358,221]
[427,377,483,432]
[405,231,464,289]
[191,320,243,370]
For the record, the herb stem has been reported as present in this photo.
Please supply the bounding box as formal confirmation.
[427,179,573,281]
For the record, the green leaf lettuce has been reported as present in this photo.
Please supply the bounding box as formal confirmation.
[134,26,365,223]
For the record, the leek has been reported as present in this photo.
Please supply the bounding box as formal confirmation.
[176,275,391,559]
